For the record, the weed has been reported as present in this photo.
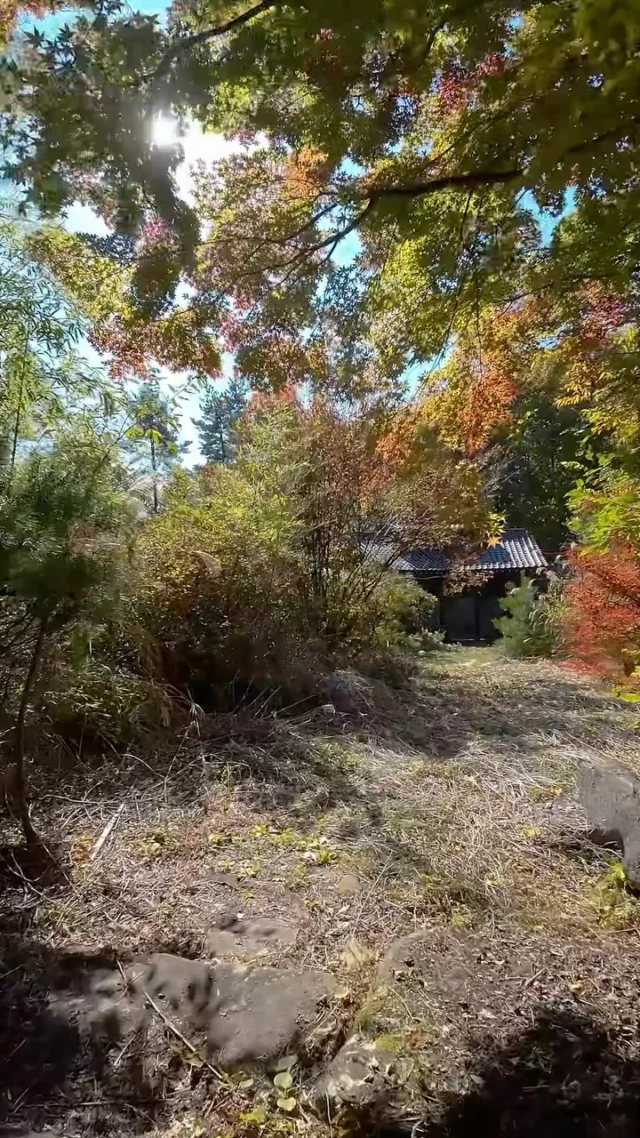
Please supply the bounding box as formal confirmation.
[287,864,309,889]
[136,828,179,859]
[591,859,640,928]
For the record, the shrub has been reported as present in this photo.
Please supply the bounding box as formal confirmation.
[373,574,440,652]
[41,657,174,749]
[130,400,486,699]
[562,475,640,680]
[132,462,310,698]
[494,579,560,658]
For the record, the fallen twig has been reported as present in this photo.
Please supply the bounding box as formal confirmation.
[90,804,125,861]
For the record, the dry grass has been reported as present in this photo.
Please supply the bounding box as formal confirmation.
[3,647,640,1136]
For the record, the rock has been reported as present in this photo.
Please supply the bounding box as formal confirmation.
[578,762,640,885]
[311,1035,395,1113]
[134,953,214,1031]
[48,959,147,1051]
[206,915,299,962]
[379,929,481,1001]
[319,670,373,715]
[211,871,239,889]
[49,949,335,1073]
[207,965,335,1066]
[334,873,361,897]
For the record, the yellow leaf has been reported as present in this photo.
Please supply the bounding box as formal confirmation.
[276,1097,297,1112]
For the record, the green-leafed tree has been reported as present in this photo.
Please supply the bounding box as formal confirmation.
[0,222,136,841]
[193,375,248,464]
[0,426,134,843]
[489,395,596,551]
[124,380,188,514]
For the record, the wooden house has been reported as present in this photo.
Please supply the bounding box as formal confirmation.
[389,528,548,643]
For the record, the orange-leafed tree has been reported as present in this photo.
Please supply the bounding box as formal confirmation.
[563,544,640,679]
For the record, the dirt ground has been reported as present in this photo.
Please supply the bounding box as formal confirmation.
[3,647,640,1137]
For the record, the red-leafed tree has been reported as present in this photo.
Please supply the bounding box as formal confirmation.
[563,544,640,679]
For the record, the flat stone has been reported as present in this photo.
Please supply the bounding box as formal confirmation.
[48,949,335,1073]
[334,873,361,897]
[578,762,640,886]
[48,962,146,1050]
[311,1035,395,1113]
[211,871,239,888]
[379,929,481,1001]
[207,965,335,1066]
[206,916,298,962]
[133,953,214,1031]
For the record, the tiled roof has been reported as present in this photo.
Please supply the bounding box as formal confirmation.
[377,529,547,575]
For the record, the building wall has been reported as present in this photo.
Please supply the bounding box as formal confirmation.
[418,571,525,644]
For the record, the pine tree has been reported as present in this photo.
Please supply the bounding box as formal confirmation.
[124,381,187,513]
[0,432,132,842]
[193,376,248,465]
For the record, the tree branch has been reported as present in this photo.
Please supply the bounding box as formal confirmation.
[366,167,523,200]
[153,0,278,78]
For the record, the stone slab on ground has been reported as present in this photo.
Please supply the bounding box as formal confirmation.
[206,916,298,962]
[207,964,335,1066]
[578,761,640,885]
[47,948,335,1073]
[311,1035,395,1113]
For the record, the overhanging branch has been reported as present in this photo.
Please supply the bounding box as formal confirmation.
[366,167,523,200]
[150,0,279,81]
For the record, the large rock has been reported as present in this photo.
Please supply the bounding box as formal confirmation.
[207,964,335,1066]
[311,1035,395,1113]
[318,670,373,715]
[132,952,214,1031]
[578,762,640,886]
[48,950,335,1072]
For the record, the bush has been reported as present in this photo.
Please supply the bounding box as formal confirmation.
[128,401,486,702]
[131,462,312,699]
[41,658,175,749]
[494,579,561,658]
[373,574,441,652]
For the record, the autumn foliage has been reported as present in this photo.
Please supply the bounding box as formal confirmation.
[563,545,640,678]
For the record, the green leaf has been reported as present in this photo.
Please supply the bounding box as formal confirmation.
[273,1070,293,1090]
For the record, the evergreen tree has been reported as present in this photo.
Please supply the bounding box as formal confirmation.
[124,381,187,513]
[193,376,248,465]
[0,428,133,842]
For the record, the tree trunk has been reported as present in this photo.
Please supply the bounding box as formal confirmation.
[151,436,159,514]
[7,326,30,489]
[13,616,48,844]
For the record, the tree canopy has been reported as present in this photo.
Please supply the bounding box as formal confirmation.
[3,0,639,385]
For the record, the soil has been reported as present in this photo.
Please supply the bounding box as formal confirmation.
[2,648,640,1137]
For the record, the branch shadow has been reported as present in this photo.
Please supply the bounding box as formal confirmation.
[0,920,169,1133]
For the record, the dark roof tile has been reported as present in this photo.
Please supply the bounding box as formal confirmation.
[374,529,547,574]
